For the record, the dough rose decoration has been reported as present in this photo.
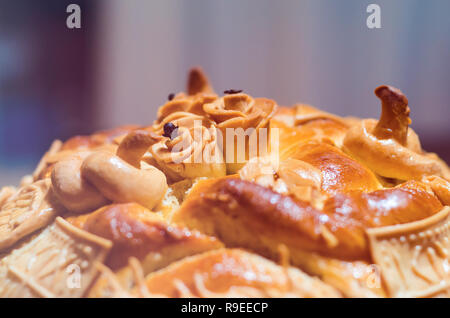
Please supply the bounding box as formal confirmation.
[156,68,217,121]
[150,112,226,183]
[121,68,280,179]
[203,93,278,173]
[1,67,450,299]
[343,85,450,181]
[115,68,226,183]
[142,68,278,176]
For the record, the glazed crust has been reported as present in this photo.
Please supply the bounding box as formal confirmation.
[61,125,139,151]
[173,177,442,261]
[141,249,341,298]
[343,86,450,181]
[1,69,449,298]
[290,140,382,194]
[68,203,223,271]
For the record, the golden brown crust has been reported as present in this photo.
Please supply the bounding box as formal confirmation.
[187,67,214,96]
[271,116,350,162]
[141,249,341,298]
[423,176,450,205]
[273,104,351,148]
[49,150,168,212]
[61,125,139,151]
[1,69,449,298]
[155,67,217,122]
[343,85,450,181]
[68,203,222,271]
[373,85,410,145]
[273,106,296,126]
[173,177,442,261]
[81,152,168,210]
[51,152,109,213]
[156,94,218,121]
[291,141,382,194]
[344,119,448,180]
[32,126,138,182]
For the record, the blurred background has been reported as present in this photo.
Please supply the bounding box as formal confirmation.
[0,0,449,186]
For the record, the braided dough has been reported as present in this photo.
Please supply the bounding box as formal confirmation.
[1,69,449,298]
